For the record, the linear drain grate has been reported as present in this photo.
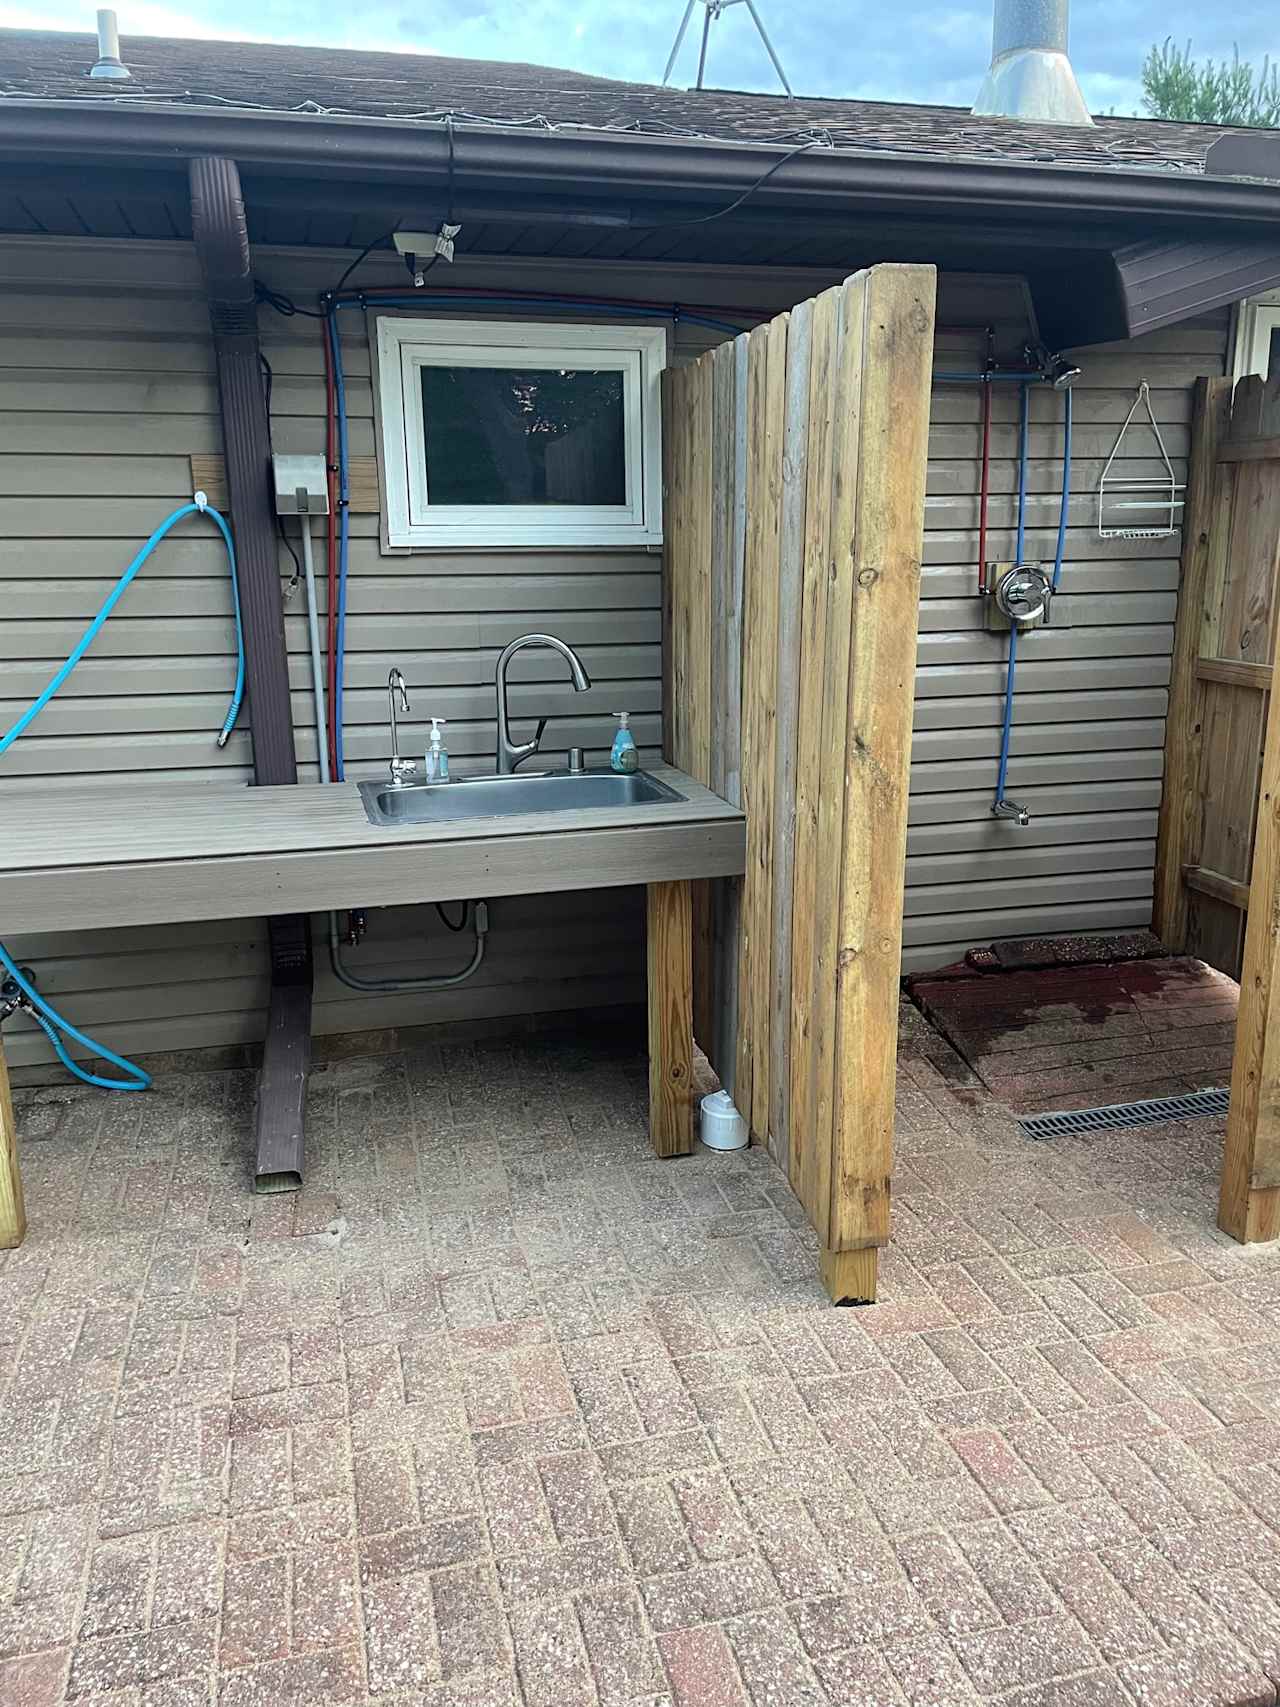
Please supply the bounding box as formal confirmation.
[1018,1087,1231,1141]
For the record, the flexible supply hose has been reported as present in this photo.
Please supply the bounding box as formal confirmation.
[0,942,151,1091]
[0,498,245,1091]
[327,903,489,994]
[993,382,1032,814]
[0,497,244,755]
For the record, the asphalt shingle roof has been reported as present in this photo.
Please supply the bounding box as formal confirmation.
[0,27,1259,179]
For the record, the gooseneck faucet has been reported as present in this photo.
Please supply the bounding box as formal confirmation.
[495,634,591,774]
[386,668,416,786]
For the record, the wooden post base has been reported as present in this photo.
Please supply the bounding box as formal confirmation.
[0,1032,26,1250]
[820,1245,878,1305]
[1218,1180,1280,1245]
[647,880,694,1158]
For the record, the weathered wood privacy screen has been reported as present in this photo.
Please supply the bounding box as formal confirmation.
[1157,373,1280,981]
[1157,371,1280,1245]
[662,264,937,1301]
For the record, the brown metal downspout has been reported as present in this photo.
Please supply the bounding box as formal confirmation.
[189,154,313,1193]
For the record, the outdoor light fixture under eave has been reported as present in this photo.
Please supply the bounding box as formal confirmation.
[392,227,461,286]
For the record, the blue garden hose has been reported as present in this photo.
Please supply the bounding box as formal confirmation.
[1,497,243,756]
[1,498,244,1090]
[993,382,1032,810]
[0,946,150,1091]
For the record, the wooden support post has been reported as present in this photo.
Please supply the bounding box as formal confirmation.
[1219,658,1280,1243]
[647,880,694,1158]
[0,1031,26,1250]
[819,1245,877,1306]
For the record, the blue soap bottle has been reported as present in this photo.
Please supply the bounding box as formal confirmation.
[610,711,638,774]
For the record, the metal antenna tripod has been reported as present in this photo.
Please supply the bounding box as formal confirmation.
[662,0,793,96]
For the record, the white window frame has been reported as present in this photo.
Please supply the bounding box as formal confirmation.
[1232,291,1280,383]
[375,316,667,549]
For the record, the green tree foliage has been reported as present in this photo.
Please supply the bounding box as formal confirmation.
[1142,38,1280,127]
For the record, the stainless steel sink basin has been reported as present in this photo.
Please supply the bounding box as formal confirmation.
[357,769,683,827]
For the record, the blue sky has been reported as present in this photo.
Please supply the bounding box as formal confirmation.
[1,0,1275,115]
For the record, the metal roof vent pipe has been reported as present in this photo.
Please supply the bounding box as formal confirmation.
[972,0,1092,126]
[88,9,131,78]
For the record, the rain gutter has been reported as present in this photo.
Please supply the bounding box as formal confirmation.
[2,99,1279,235]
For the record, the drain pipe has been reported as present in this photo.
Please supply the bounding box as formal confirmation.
[189,156,313,1194]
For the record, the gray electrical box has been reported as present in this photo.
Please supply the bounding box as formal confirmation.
[272,454,329,516]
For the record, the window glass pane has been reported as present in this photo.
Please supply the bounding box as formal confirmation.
[1268,325,1280,383]
[420,366,627,506]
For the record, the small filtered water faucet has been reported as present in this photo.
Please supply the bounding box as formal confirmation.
[386,668,416,786]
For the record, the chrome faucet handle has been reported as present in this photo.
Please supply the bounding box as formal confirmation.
[389,756,417,786]
[567,746,585,774]
[508,718,548,773]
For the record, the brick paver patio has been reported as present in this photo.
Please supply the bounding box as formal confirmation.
[4,1005,1280,1706]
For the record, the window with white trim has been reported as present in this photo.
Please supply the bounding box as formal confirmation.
[375,317,667,549]
[1232,292,1280,383]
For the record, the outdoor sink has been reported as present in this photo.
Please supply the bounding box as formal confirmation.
[357,768,684,827]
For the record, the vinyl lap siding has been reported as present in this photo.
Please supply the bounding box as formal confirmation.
[905,295,1227,971]
[0,238,1225,1075]
[0,239,717,1081]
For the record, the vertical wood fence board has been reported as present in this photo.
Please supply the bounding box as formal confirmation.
[749,313,788,1143]
[1153,376,1230,951]
[660,365,686,771]
[828,264,936,1252]
[1192,680,1254,970]
[736,311,791,1144]
[728,334,750,812]
[689,364,716,1057]
[710,342,736,803]
[687,368,714,779]
[788,284,842,1207]
[734,326,770,1126]
[766,297,812,1174]
[808,276,869,1246]
[1220,660,1280,1241]
[737,324,778,1126]
[708,341,742,1087]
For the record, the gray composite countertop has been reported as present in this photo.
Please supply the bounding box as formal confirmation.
[0,765,745,934]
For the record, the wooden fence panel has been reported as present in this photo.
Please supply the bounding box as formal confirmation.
[1158,369,1280,1246]
[1155,373,1280,978]
[662,264,937,1299]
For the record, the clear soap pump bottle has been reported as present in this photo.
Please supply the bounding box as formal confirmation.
[610,711,637,774]
[424,717,449,783]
